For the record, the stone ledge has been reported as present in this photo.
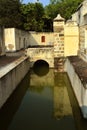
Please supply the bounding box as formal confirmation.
[68,56,87,89]
[0,56,29,78]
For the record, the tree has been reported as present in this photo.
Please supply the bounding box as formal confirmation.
[44,0,83,31]
[0,0,84,31]
[50,0,61,4]
[45,0,83,21]
[21,3,44,31]
[0,0,22,28]
[58,0,83,19]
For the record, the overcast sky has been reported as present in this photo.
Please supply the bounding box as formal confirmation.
[23,0,50,6]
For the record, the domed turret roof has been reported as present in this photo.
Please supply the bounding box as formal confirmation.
[54,14,65,21]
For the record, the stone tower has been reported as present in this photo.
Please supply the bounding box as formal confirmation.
[53,14,65,58]
[53,14,65,32]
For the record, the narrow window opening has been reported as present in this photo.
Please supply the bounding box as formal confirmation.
[41,36,45,43]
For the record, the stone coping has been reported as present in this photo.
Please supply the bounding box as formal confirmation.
[68,56,87,89]
[0,56,28,78]
[0,56,20,68]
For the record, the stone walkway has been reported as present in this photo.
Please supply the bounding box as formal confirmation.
[0,55,20,68]
[68,56,87,88]
[0,49,26,69]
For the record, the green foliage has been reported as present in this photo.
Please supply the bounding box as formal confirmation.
[0,0,22,28]
[47,0,84,20]
[58,0,84,20]
[20,3,44,31]
[0,0,84,31]
[50,0,61,4]
[44,0,83,31]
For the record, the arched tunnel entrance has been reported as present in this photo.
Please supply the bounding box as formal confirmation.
[33,60,49,76]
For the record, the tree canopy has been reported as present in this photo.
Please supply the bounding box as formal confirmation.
[20,3,44,31]
[47,0,84,20]
[0,0,22,28]
[0,0,84,31]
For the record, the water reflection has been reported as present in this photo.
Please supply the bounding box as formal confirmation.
[0,72,30,130]
[54,73,72,120]
[0,68,85,130]
[65,75,87,130]
[30,69,54,87]
[28,69,76,130]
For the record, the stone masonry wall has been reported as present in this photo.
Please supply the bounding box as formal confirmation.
[79,25,87,60]
[27,47,54,68]
[54,32,64,57]
[0,56,30,109]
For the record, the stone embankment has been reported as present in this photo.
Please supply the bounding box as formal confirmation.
[64,56,87,118]
[0,56,20,68]
[0,55,30,109]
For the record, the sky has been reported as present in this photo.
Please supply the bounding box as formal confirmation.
[22,0,50,6]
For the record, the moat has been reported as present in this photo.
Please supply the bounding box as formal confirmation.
[0,66,87,130]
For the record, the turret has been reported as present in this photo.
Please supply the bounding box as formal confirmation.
[53,14,65,32]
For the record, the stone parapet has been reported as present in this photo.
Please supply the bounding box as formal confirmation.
[64,56,87,118]
[0,56,30,109]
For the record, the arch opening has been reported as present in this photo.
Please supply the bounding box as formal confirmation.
[33,60,49,76]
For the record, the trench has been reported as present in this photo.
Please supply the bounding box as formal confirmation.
[0,65,87,130]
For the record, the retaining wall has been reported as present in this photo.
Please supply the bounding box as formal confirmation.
[64,58,87,118]
[0,56,30,108]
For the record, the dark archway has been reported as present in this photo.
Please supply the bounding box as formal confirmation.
[33,60,49,76]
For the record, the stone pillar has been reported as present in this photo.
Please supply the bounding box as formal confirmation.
[53,14,65,57]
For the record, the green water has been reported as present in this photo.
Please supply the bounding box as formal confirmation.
[0,68,87,130]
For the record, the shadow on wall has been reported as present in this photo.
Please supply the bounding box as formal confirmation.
[28,33,39,46]
[33,60,49,76]
[28,32,54,47]
[0,72,30,130]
